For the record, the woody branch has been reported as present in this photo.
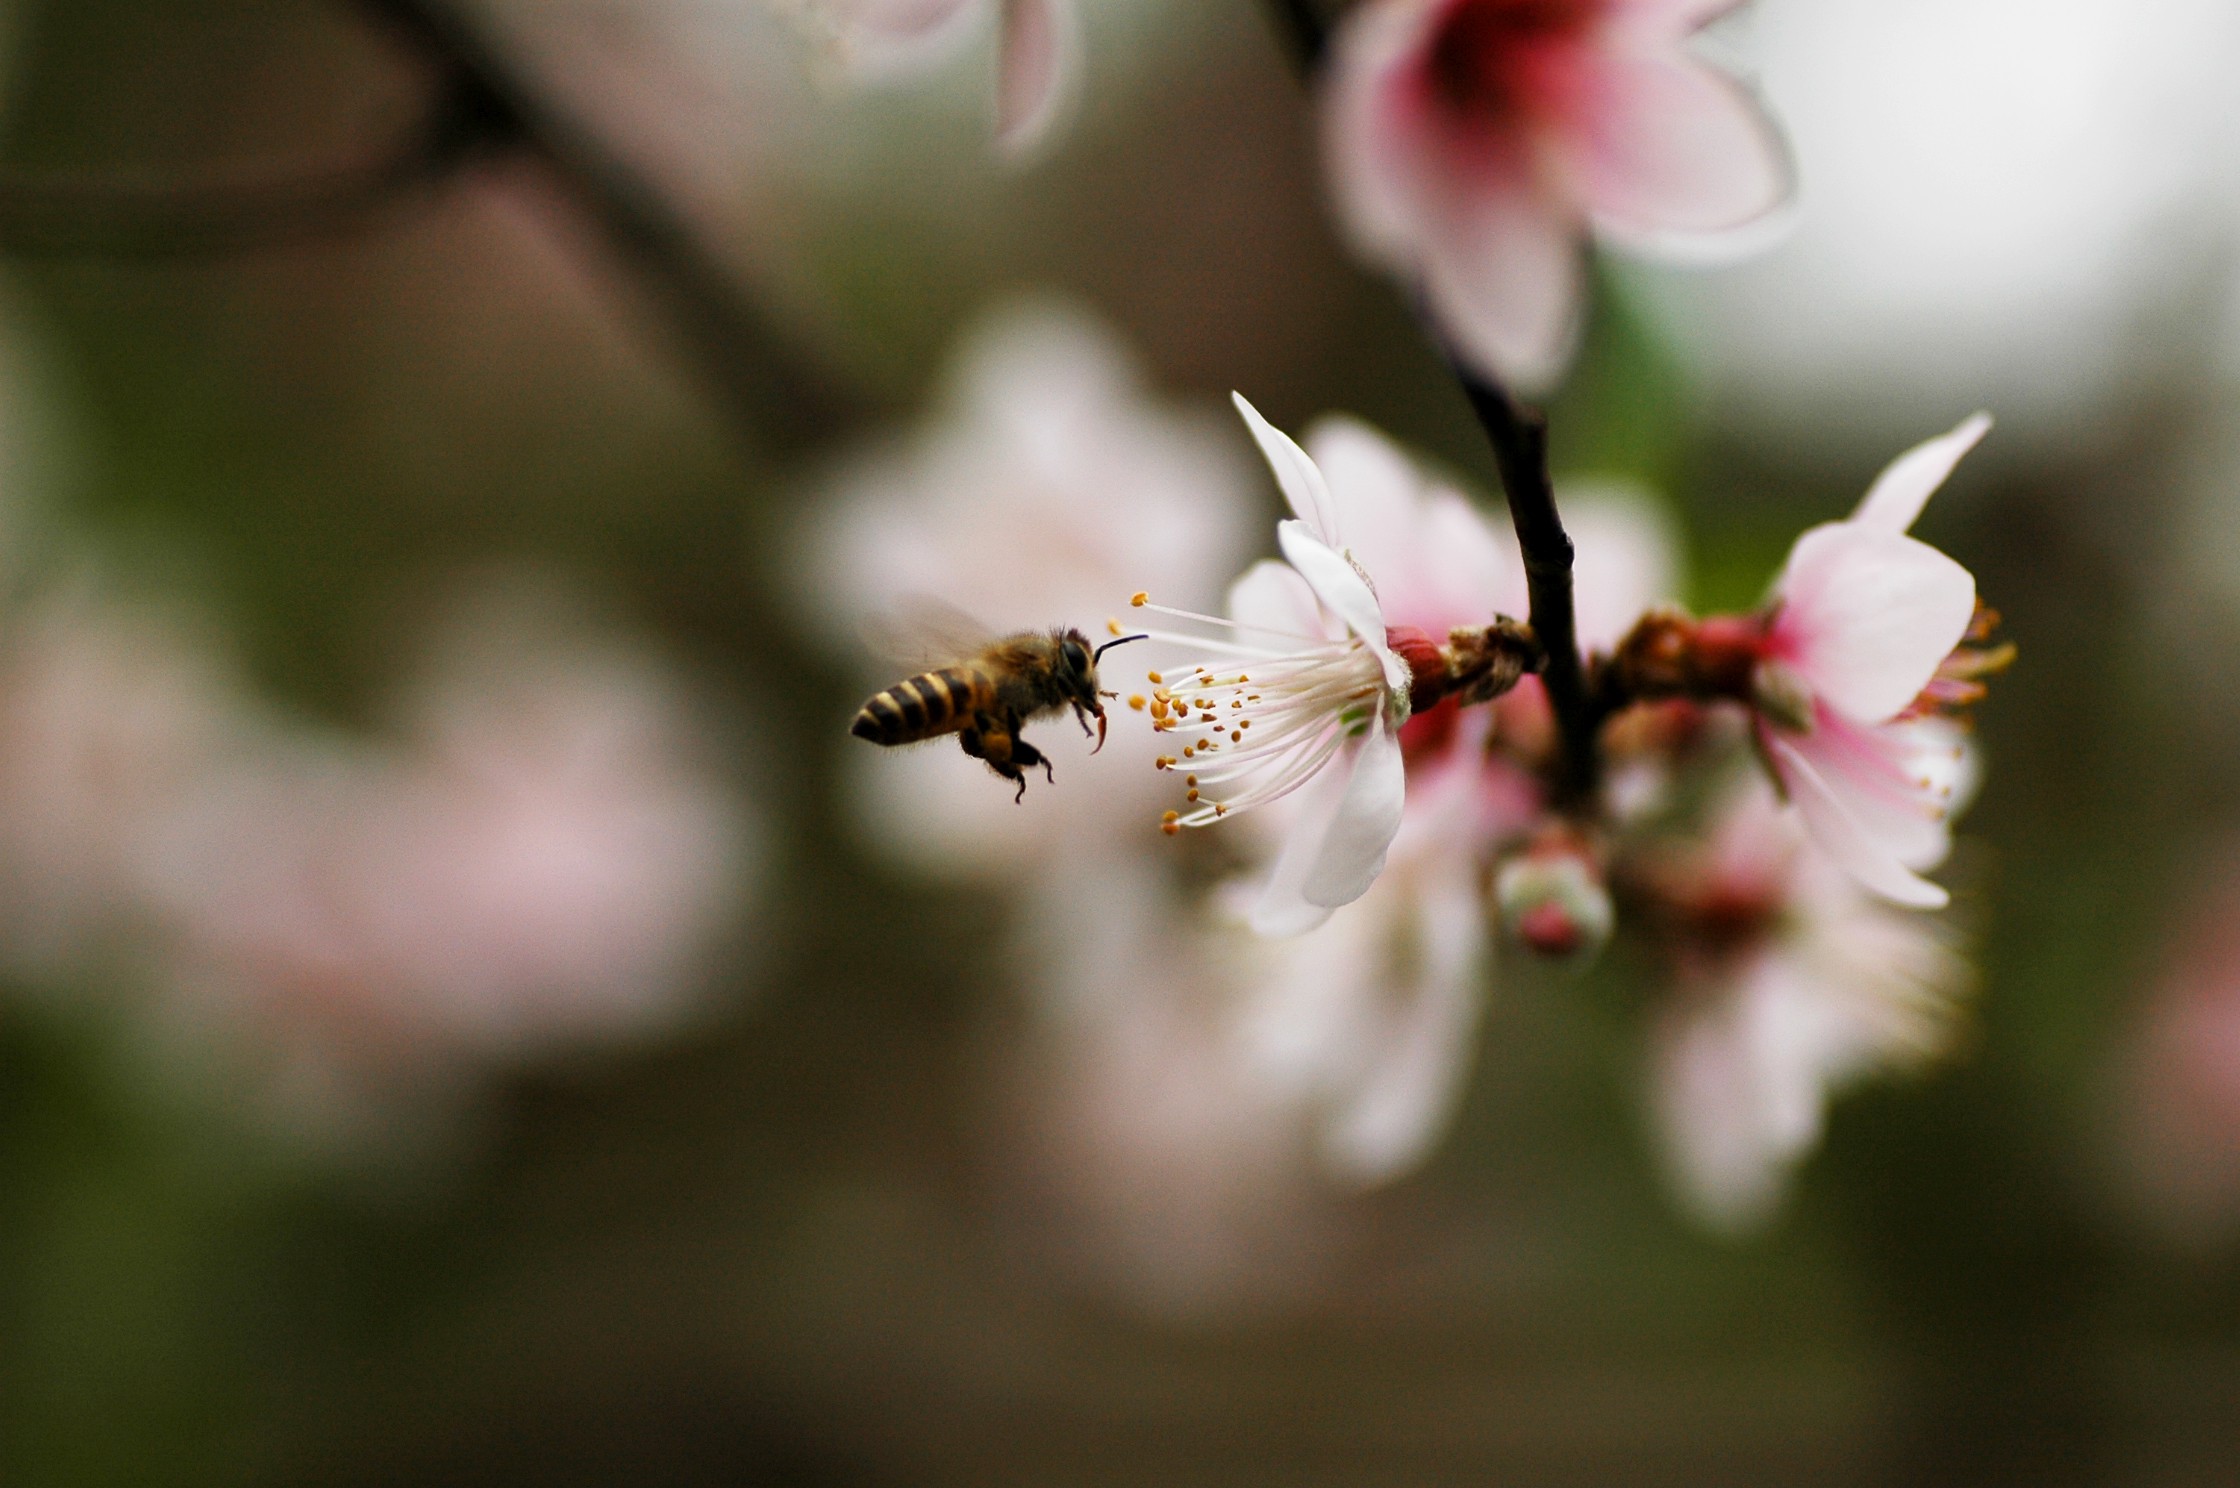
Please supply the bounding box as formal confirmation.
[1255,0,1597,801]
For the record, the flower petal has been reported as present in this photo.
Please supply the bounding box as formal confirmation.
[1302,717,1407,910]
[1276,521,1408,692]
[1226,557,1338,643]
[1248,758,1348,937]
[1560,48,1790,237]
[1320,858,1487,1183]
[994,0,1072,156]
[1420,184,1584,393]
[1766,732,1949,909]
[1776,524,1976,723]
[1850,414,1994,534]
[1606,0,1751,41]
[1234,393,1343,546]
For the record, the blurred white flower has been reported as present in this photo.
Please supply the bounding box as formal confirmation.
[799,298,1254,878]
[996,855,1344,1317]
[1646,775,1967,1230]
[1324,0,1790,388]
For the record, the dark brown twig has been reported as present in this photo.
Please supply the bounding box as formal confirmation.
[0,71,492,257]
[1254,0,1597,800]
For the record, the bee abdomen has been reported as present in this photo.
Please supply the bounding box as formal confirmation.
[852,667,984,745]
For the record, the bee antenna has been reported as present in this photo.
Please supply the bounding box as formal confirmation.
[1094,634,1149,663]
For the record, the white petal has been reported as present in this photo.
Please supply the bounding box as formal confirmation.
[1321,861,1487,1183]
[1234,393,1342,546]
[1302,718,1407,910]
[1276,522,1408,691]
[1562,49,1790,237]
[1767,733,1949,909]
[1776,524,1975,723]
[1225,557,1336,642]
[1248,757,1349,937]
[1850,414,1994,534]
[994,0,1072,156]
[1607,0,1749,38]
[1420,184,1585,394]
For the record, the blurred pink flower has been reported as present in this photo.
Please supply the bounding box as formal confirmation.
[2117,855,2240,1242]
[784,0,1075,153]
[1324,0,1789,388]
[1754,414,1991,908]
[1646,776,1966,1229]
[136,585,756,1126]
[799,299,1254,878]
[0,584,247,970]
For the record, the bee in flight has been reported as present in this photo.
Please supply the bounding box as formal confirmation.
[852,624,1145,801]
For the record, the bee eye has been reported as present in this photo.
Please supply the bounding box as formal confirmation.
[1063,639,1089,673]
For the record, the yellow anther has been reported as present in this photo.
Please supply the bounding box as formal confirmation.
[1184,774,1197,787]
[1128,695,1146,711]
[1148,671,1164,685]
[1131,592,1149,607]
[1107,618,1123,636]
[1182,745,1196,758]
[1186,789,1200,802]
[1161,821,1181,837]
[1162,810,1180,824]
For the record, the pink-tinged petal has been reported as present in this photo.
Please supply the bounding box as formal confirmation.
[1322,860,1487,1182]
[1420,184,1585,392]
[994,0,1072,156]
[1775,524,1975,724]
[1302,719,1408,909]
[1766,732,1949,909]
[1226,558,1338,643]
[1559,49,1789,237]
[1416,489,1529,624]
[1276,521,1409,692]
[1850,414,1994,535]
[1565,487,1680,654]
[1321,0,1454,263]
[1234,394,1343,546]
[1303,416,1422,580]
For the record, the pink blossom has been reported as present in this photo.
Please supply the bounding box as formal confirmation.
[1646,776,1968,1229]
[785,0,1075,154]
[1755,414,1993,908]
[137,586,756,1127]
[1324,0,1789,388]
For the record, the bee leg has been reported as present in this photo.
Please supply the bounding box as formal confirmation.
[1012,735,1054,790]
[967,712,1033,803]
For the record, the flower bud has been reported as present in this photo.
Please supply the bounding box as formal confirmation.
[1496,839,1614,964]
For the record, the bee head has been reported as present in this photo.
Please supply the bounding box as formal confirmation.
[1065,629,1148,754]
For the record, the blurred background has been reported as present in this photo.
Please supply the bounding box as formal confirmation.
[2,0,2240,1483]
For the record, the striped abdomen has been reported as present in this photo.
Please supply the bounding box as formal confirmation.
[852,666,991,745]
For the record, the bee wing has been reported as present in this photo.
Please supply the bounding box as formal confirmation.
[857,594,999,673]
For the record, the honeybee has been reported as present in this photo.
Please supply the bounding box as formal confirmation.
[852,621,1145,801]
